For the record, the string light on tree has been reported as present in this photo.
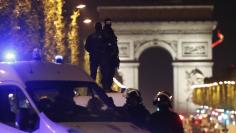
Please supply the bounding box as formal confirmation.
[68,10,80,64]
[42,0,65,62]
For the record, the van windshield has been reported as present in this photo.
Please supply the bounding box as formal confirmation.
[26,81,123,122]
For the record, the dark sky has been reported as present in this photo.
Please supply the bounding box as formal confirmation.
[212,1,236,75]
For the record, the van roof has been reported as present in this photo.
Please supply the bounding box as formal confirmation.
[0,61,94,83]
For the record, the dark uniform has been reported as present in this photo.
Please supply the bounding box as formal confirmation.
[149,109,184,133]
[148,91,184,133]
[85,22,105,80]
[121,88,150,128]
[100,18,120,92]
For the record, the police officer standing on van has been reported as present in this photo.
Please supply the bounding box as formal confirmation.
[85,22,105,80]
[100,18,120,92]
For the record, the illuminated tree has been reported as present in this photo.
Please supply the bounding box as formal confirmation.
[0,0,82,64]
[42,0,65,62]
[0,0,42,60]
[67,10,80,64]
[0,0,13,48]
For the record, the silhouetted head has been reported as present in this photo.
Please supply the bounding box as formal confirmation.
[124,88,142,107]
[87,97,104,113]
[32,48,42,61]
[104,18,112,27]
[95,22,102,32]
[153,91,172,110]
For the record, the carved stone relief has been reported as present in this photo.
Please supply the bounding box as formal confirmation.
[118,42,131,58]
[182,42,208,57]
[133,39,177,60]
[185,68,205,102]
[133,40,148,54]
[170,40,178,53]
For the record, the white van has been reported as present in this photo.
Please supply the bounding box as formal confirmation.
[0,61,149,133]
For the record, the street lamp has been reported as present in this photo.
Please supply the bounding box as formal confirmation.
[83,18,92,24]
[76,4,92,24]
[76,4,86,9]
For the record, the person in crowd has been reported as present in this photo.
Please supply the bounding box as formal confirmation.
[85,22,105,80]
[87,97,104,115]
[100,18,120,92]
[148,91,184,133]
[87,96,119,121]
[121,88,150,128]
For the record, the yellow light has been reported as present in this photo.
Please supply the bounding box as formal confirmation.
[83,19,92,24]
[233,121,236,125]
[231,115,234,119]
[113,78,127,88]
[76,4,86,9]
[232,81,236,85]
[203,114,208,118]
[213,82,218,86]
[179,114,184,120]
[68,10,80,64]
[219,81,223,85]
[42,0,65,61]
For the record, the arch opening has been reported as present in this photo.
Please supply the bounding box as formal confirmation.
[139,47,173,112]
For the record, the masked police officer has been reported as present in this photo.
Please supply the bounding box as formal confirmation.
[85,22,105,80]
[122,88,150,128]
[100,18,120,92]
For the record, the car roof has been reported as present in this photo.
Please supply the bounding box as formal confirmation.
[0,61,94,83]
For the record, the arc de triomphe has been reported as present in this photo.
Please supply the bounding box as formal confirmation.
[98,5,216,114]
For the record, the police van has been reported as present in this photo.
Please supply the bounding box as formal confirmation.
[0,59,149,133]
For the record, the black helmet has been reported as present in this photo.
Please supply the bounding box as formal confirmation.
[124,88,142,103]
[95,22,102,31]
[153,91,172,108]
[104,18,112,26]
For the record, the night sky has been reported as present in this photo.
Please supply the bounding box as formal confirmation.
[213,1,236,75]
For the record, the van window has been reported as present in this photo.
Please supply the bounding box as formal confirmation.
[26,81,125,122]
[0,85,39,132]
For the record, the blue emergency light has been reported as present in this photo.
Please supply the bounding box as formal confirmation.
[5,51,16,62]
[55,55,63,64]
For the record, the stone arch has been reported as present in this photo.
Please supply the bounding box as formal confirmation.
[113,21,215,114]
[135,40,177,60]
